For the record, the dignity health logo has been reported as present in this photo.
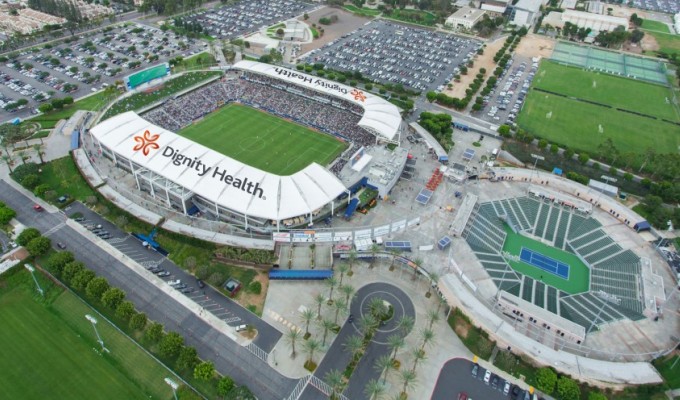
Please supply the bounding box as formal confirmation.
[133,130,160,156]
[350,89,366,102]
[131,130,266,200]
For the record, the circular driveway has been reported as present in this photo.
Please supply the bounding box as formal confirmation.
[350,282,416,343]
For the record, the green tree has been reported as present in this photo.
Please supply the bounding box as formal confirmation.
[101,287,126,309]
[300,308,315,336]
[319,318,335,346]
[535,367,557,394]
[71,268,95,290]
[344,334,364,360]
[556,376,580,400]
[26,236,51,257]
[588,392,607,400]
[86,277,110,300]
[340,283,355,304]
[397,315,415,335]
[193,361,215,381]
[399,368,417,395]
[145,322,164,343]
[497,124,511,137]
[374,353,394,384]
[129,312,148,331]
[333,297,347,325]
[176,346,199,371]
[303,337,321,365]
[286,328,301,358]
[314,292,325,320]
[16,227,40,245]
[115,300,136,321]
[62,261,85,284]
[159,331,184,358]
[45,251,74,277]
[325,275,338,301]
[578,152,590,164]
[217,376,235,397]
[387,333,405,361]
[324,369,346,399]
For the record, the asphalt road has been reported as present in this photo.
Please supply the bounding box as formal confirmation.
[64,201,282,351]
[298,282,416,400]
[431,358,514,400]
[0,179,296,400]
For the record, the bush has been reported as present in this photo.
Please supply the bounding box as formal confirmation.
[556,376,580,400]
[535,368,557,394]
[563,147,574,160]
[34,183,51,197]
[247,280,262,295]
[12,162,39,182]
[578,152,590,164]
[21,174,40,190]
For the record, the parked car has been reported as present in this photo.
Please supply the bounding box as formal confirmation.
[196,279,205,288]
[157,271,170,277]
[471,363,479,377]
[33,204,43,211]
[57,242,66,249]
[484,370,492,384]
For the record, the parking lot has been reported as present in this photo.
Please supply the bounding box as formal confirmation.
[1,23,204,121]
[303,20,481,92]
[431,358,533,400]
[179,0,315,40]
[477,55,537,126]
[629,0,680,14]
[64,202,282,351]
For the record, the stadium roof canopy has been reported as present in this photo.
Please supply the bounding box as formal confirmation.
[90,112,347,221]
[233,60,402,141]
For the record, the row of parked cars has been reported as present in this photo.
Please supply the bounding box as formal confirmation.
[471,362,541,399]
[483,59,538,124]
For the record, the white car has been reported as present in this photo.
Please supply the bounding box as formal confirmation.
[503,382,511,395]
[483,370,491,384]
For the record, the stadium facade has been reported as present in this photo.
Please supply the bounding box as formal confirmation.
[89,62,404,231]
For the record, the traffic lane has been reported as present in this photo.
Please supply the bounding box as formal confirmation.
[343,341,390,400]
[66,200,283,351]
[313,318,355,378]
[431,358,510,400]
[0,181,65,229]
[47,224,296,400]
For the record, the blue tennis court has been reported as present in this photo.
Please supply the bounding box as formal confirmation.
[520,247,570,279]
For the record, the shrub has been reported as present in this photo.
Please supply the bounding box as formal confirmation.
[247,280,262,295]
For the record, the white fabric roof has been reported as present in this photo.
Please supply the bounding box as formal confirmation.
[233,60,402,141]
[91,112,347,221]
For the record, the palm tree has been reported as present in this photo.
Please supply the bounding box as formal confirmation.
[303,337,320,366]
[344,335,364,360]
[436,296,448,315]
[336,263,349,286]
[399,369,417,396]
[325,276,338,302]
[419,328,435,353]
[314,293,325,320]
[300,308,315,336]
[369,243,380,269]
[359,314,378,336]
[319,318,335,346]
[374,354,393,384]
[426,309,440,330]
[340,284,355,305]
[426,272,440,297]
[333,297,347,326]
[411,347,427,372]
[17,150,26,165]
[389,249,399,271]
[2,154,13,173]
[32,143,43,164]
[286,328,300,358]
[369,297,388,322]
[397,315,415,336]
[348,249,357,274]
[387,333,405,362]
[364,378,386,400]
[412,258,423,280]
[324,369,346,400]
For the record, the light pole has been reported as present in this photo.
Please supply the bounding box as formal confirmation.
[164,377,179,400]
[530,153,545,183]
[24,264,44,297]
[85,314,107,353]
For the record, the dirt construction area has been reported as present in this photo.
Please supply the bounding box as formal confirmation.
[514,34,555,59]
[297,7,370,55]
[443,36,505,99]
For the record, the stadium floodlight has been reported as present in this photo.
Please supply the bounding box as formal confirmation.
[530,154,545,181]
[24,264,44,297]
[85,314,107,352]
[164,377,179,400]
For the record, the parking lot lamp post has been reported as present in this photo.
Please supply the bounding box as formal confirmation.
[24,264,44,297]
[530,154,544,183]
[85,314,106,352]
[164,377,179,400]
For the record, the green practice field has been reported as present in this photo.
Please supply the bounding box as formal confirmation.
[533,61,679,122]
[644,30,680,56]
[0,271,182,400]
[641,19,671,33]
[502,225,590,294]
[178,103,347,175]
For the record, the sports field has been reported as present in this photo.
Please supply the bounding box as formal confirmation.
[0,271,183,400]
[178,104,347,175]
[641,19,671,33]
[502,225,590,294]
[533,61,679,122]
[643,29,680,56]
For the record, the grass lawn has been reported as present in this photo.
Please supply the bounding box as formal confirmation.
[533,61,679,122]
[40,156,96,201]
[343,5,381,16]
[447,308,495,360]
[384,9,437,26]
[175,52,217,72]
[502,225,590,294]
[178,103,347,175]
[103,71,221,120]
[310,26,320,39]
[31,91,115,129]
[653,354,680,389]
[517,90,680,154]
[644,29,680,56]
[641,19,671,33]
[0,270,182,400]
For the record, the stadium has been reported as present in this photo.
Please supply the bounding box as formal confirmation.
[88,61,405,232]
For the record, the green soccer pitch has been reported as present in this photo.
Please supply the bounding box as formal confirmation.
[502,225,590,294]
[178,103,347,175]
[0,272,185,400]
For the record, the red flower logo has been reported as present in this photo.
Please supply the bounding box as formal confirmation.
[133,130,160,156]
[351,88,366,102]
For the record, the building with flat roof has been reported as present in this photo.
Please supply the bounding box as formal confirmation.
[512,0,545,27]
[480,0,511,15]
[543,10,628,32]
[446,7,487,30]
